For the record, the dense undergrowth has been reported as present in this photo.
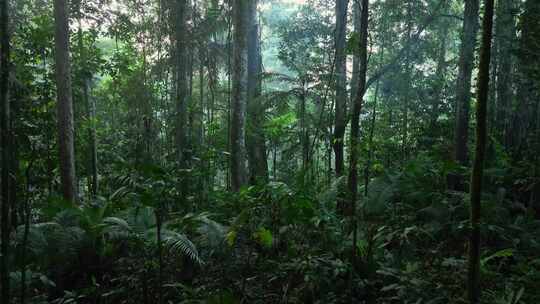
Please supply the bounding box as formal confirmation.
[6,154,540,304]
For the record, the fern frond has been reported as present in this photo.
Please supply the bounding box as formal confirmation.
[161,229,203,265]
[103,217,132,240]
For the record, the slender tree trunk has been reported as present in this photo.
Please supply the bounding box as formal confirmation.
[348,1,369,298]
[9,114,17,230]
[230,0,249,191]
[156,209,163,304]
[207,42,217,191]
[20,158,34,304]
[199,50,204,150]
[246,0,268,185]
[273,145,277,180]
[175,0,189,166]
[1,0,11,301]
[54,0,78,203]
[350,0,361,103]
[186,46,194,170]
[467,0,494,302]
[21,202,30,304]
[333,0,348,178]
[454,0,480,167]
[226,9,232,190]
[198,46,206,204]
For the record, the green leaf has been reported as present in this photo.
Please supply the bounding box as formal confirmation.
[226,230,237,247]
[253,227,273,248]
[481,248,514,267]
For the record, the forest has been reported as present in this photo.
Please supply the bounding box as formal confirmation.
[0,0,539,303]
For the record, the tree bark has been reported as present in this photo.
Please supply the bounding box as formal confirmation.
[348,0,369,297]
[1,0,11,301]
[230,0,248,191]
[54,0,78,203]
[333,0,348,177]
[246,0,268,185]
[349,0,369,214]
[350,0,361,103]
[467,0,494,302]
[454,0,480,167]
[226,8,232,190]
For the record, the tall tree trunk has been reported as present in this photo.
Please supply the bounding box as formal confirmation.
[348,0,369,297]
[54,0,78,203]
[1,0,11,301]
[230,0,248,191]
[494,0,515,147]
[467,0,494,302]
[246,0,268,185]
[198,46,206,204]
[350,0,361,103]
[333,0,348,177]
[155,209,163,304]
[207,36,217,191]
[226,8,232,190]
[175,0,189,166]
[454,0,480,167]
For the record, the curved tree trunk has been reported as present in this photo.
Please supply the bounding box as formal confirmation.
[54,0,78,203]
[467,0,494,302]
